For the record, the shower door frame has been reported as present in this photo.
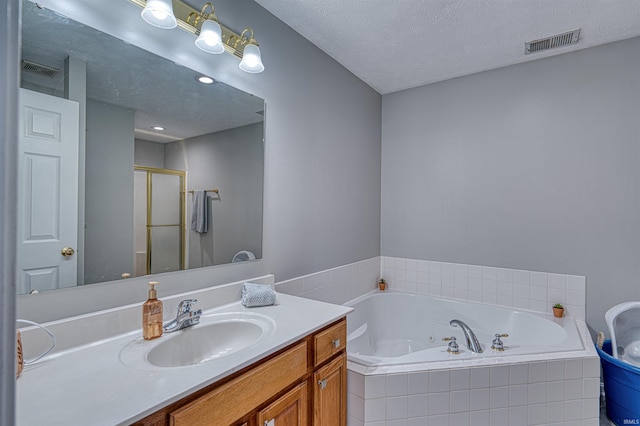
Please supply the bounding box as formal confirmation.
[134,166,187,275]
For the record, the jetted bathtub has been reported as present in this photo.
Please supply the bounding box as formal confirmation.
[346,291,584,366]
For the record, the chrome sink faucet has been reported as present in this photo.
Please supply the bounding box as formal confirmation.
[450,319,483,353]
[163,299,203,333]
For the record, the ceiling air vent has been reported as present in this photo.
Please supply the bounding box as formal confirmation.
[525,29,581,55]
[21,60,61,78]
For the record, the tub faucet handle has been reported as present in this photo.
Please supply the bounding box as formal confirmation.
[491,333,509,351]
[443,336,460,354]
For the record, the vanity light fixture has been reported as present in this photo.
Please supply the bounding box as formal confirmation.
[140,0,177,29]
[130,0,264,73]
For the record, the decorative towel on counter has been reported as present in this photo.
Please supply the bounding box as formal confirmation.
[190,190,208,234]
[241,283,276,307]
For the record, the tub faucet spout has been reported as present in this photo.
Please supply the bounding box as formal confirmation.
[450,319,483,353]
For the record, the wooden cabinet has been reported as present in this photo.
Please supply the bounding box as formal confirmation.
[257,382,308,426]
[313,355,346,426]
[135,318,346,426]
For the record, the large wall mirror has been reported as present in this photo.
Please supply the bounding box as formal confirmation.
[18,0,264,295]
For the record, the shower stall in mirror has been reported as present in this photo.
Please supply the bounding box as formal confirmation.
[133,166,186,277]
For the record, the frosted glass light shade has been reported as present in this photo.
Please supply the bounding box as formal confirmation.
[195,20,224,54]
[141,0,177,29]
[239,44,264,73]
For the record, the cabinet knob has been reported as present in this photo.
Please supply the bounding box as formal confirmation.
[318,379,327,389]
[331,338,341,348]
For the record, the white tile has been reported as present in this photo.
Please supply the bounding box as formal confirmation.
[365,398,386,421]
[481,293,497,305]
[450,390,469,413]
[528,382,547,404]
[407,394,428,418]
[497,268,513,282]
[528,362,547,383]
[567,275,585,292]
[428,414,449,426]
[530,285,547,301]
[567,290,585,306]
[564,378,583,400]
[547,380,565,402]
[428,261,442,274]
[530,271,548,286]
[363,421,385,426]
[490,407,509,425]
[482,279,497,294]
[386,396,408,420]
[471,366,490,389]
[470,388,490,410]
[441,262,455,275]
[529,300,547,313]
[548,273,567,289]
[565,399,582,421]
[408,372,429,395]
[468,291,483,303]
[508,405,528,426]
[468,277,482,292]
[509,363,529,385]
[528,403,546,424]
[496,281,513,296]
[348,415,364,426]
[365,375,386,399]
[548,288,566,305]
[512,283,529,299]
[546,360,564,380]
[417,260,429,272]
[442,275,454,288]
[407,417,427,426]
[454,263,468,277]
[583,357,601,378]
[471,410,490,426]
[428,392,450,415]
[509,384,528,406]
[387,373,408,397]
[450,411,470,426]
[348,370,365,398]
[429,370,450,392]
[454,289,468,300]
[442,288,455,299]
[386,420,407,426]
[490,365,509,387]
[454,275,468,290]
[564,359,583,380]
[406,259,418,271]
[513,297,530,310]
[490,386,509,409]
[469,265,483,279]
[450,368,470,390]
[496,294,513,307]
[482,266,498,280]
[547,401,565,423]
[513,269,530,285]
[348,393,365,421]
[583,377,601,398]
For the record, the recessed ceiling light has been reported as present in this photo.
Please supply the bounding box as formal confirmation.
[197,75,215,84]
[152,126,165,131]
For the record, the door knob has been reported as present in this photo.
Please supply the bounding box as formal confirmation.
[61,247,75,257]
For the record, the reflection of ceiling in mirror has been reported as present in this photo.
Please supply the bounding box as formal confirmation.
[20,1,265,143]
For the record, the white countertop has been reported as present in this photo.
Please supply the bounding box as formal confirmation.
[16,293,352,426]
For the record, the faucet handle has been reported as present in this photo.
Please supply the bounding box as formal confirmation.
[177,299,198,314]
[491,333,508,351]
[443,336,460,354]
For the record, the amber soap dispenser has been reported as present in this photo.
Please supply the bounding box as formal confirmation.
[142,281,163,340]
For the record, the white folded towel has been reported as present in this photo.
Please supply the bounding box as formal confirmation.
[241,283,276,307]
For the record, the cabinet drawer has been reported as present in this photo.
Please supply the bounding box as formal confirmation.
[170,342,308,426]
[313,319,346,366]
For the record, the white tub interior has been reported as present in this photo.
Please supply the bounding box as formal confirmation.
[346,291,584,366]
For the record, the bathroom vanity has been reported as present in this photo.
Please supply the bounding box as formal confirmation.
[16,278,351,426]
[137,318,346,425]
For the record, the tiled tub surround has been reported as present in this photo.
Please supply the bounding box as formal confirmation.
[275,257,596,425]
[345,292,599,425]
[380,257,587,320]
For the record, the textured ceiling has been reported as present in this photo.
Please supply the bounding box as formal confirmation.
[254,0,640,94]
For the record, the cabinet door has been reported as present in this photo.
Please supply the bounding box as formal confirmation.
[257,382,308,426]
[313,355,346,426]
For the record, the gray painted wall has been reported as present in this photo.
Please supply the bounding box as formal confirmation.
[134,139,165,169]
[165,123,264,268]
[84,99,135,283]
[17,0,381,321]
[381,37,640,334]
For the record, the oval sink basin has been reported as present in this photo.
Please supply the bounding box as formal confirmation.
[120,312,276,369]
